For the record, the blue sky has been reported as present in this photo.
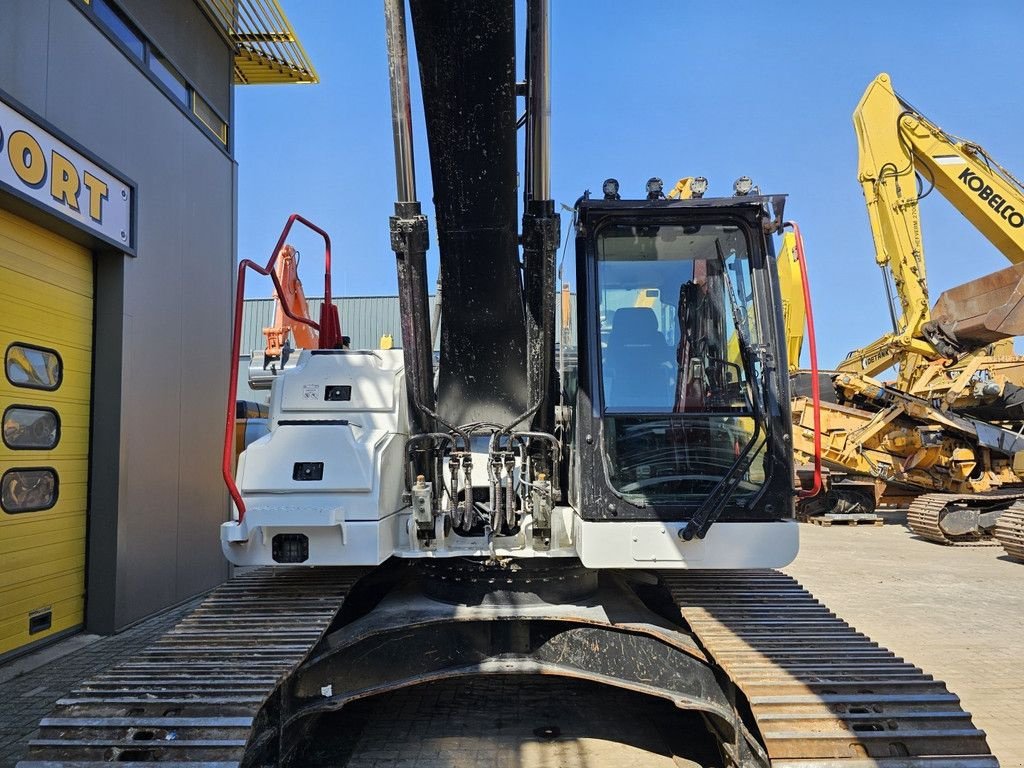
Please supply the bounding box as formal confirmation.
[235,1,1024,366]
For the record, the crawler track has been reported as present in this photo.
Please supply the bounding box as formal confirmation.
[18,567,363,768]
[20,568,996,767]
[907,491,1021,545]
[664,570,997,767]
[994,500,1024,561]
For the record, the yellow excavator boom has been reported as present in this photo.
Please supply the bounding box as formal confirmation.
[731,230,805,372]
[777,230,807,371]
[841,72,1024,384]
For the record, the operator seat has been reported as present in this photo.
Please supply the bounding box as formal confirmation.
[604,307,672,408]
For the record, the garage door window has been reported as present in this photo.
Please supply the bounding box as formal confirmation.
[3,406,60,450]
[1,468,59,514]
[5,343,62,390]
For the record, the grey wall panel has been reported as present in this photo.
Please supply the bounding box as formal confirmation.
[86,255,125,634]
[119,313,183,623]
[38,0,235,630]
[118,0,232,119]
[175,124,233,600]
[116,101,186,625]
[0,0,50,114]
[56,2,188,623]
[43,0,131,162]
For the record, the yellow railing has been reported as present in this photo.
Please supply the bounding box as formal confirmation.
[197,0,319,85]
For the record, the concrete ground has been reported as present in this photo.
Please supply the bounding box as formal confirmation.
[785,521,1024,768]
[1,521,1020,767]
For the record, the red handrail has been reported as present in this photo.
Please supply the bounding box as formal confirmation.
[785,221,822,499]
[223,214,333,523]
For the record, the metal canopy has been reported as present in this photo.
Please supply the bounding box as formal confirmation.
[197,0,318,85]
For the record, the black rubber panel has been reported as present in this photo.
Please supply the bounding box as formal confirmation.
[409,0,528,428]
[790,371,838,404]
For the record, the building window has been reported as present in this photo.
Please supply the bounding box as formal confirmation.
[1,468,59,514]
[5,343,63,391]
[83,0,230,148]
[3,406,61,450]
[193,92,228,145]
[92,0,145,59]
[149,51,189,105]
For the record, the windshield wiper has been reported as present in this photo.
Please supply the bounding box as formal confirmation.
[680,242,767,541]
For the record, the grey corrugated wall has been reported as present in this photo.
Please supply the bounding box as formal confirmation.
[239,294,578,354]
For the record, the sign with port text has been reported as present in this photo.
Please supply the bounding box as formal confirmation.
[0,96,132,247]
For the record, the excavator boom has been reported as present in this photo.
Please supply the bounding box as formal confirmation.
[843,72,1024,381]
[758,229,806,372]
[263,244,319,356]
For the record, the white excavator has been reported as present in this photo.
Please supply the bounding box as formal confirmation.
[21,7,997,768]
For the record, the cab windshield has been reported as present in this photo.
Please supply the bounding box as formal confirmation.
[596,221,766,505]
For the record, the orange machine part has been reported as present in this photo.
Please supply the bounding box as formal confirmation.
[263,245,319,355]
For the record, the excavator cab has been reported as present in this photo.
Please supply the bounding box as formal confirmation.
[574,195,794,538]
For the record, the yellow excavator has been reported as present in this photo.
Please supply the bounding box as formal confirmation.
[791,73,1024,557]
[841,73,1024,400]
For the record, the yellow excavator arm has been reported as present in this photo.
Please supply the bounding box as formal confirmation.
[730,230,806,372]
[839,72,1024,383]
[776,230,807,372]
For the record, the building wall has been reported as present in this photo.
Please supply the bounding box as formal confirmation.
[236,295,579,403]
[0,0,236,633]
[118,0,231,118]
[238,294,578,356]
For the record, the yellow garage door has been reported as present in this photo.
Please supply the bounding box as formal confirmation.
[0,207,93,658]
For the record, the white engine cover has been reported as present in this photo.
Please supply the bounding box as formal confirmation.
[221,348,799,569]
[222,349,408,566]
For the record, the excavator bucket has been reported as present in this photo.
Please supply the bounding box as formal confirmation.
[929,261,1024,349]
